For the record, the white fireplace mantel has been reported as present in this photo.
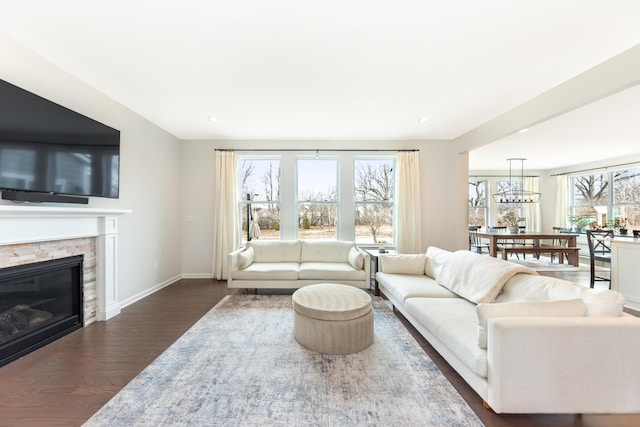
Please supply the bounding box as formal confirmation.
[0,205,132,321]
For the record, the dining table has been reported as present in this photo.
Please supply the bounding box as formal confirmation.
[475,230,580,266]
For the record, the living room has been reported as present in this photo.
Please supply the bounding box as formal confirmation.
[2,2,640,425]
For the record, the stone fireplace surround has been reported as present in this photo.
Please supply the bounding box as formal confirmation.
[0,205,130,325]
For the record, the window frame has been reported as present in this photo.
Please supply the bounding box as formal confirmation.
[570,166,640,230]
[237,156,282,243]
[354,157,395,247]
[237,152,397,247]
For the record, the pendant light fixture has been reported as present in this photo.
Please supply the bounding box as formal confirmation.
[492,158,540,204]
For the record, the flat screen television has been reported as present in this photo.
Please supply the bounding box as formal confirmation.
[0,79,120,204]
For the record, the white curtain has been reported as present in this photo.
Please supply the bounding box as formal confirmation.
[555,175,569,228]
[523,176,541,231]
[212,150,239,280]
[396,151,422,253]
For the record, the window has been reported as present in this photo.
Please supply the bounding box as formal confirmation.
[354,158,394,245]
[612,168,640,230]
[494,179,524,226]
[297,159,337,240]
[239,159,280,242]
[238,153,396,245]
[468,180,487,227]
[570,167,640,230]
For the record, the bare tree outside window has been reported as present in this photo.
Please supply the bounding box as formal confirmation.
[240,159,281,241]
[613,169,640,229]
[571,169,640,230]
[468,180,487,227]
[297,159,337,240]
[572,173,609,227]
[354,159,394,245]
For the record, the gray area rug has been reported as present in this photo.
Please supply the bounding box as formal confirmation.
[83,294,483,426]
[506,256,585,271]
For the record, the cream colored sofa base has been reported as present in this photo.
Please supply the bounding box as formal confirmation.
[376,247,640,414]
[381,283,490,400]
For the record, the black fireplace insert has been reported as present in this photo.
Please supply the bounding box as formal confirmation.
[0,255,83,366]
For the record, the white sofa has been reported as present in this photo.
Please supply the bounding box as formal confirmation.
[376,246,640,414]
[227,240,370,290]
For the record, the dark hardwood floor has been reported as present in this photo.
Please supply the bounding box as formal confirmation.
[0,279,235,427]
[1,276,638,427]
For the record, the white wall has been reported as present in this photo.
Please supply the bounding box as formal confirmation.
[180,141,216,277]
[0,34,183,305]
[179,139,465,276]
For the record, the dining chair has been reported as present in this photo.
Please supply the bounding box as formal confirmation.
[551,226,572,263]
[468,227,489,254]
[633,230,640,238]
[586,229,613,288]
[489,226,525,259]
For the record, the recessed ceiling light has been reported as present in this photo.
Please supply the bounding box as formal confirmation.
[418,117,429,123]
[518,128,529,133]
[208,116,219,123]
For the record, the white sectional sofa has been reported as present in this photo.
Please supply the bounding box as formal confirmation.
[227,240,370,290]
[376,246,640,414]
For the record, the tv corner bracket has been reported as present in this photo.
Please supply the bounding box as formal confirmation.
[1,191,89,204]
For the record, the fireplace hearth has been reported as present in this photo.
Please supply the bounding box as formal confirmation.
[0,255,83,367]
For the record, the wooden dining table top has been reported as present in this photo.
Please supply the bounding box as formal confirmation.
[475,230,579,239]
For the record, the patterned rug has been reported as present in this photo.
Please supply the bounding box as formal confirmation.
[83,294,483,427]
[506,257,585,271]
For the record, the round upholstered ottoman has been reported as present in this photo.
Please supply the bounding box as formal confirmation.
[292,283,373,355]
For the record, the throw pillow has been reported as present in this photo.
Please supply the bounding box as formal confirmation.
[380,254,426,275]
[582,289,625,317]
[238,247,254,270]
[476,299,587,349]
[424,246,450,278]
[348,247,364,270]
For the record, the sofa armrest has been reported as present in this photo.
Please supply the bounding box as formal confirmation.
[356,247,371,287]
[226,246,246,285]
[487,316,640,414]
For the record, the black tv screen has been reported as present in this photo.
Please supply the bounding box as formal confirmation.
[0,79,120,201]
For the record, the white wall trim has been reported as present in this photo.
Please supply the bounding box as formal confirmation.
[0,206,131,320]
[118,274,183,309]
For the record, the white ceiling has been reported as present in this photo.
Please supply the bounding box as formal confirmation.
[469,82,640,171]
[1,0,639,170]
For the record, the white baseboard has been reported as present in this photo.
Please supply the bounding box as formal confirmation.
[181,273,215,279]
[119,274,182,309]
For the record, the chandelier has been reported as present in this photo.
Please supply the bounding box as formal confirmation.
[492,158,541,204]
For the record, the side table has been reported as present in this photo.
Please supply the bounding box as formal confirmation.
[363,249,396,296]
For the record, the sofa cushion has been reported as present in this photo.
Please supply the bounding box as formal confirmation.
[380,254,426,275]
[231,262,299,280]
[248,240,302,263]
[300,240,355,263]
[424,246,451,278]
[405,297,487,378]
[348,247,364,270]
[476,299,587,349]
[237,247,254,270]
[496,274,625,317]
[299,262,365,281]
[376,273,457,304]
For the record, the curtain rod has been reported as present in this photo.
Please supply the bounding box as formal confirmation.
[469,175,539,179]
[215,148,418,152]
[550,160,640,177]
